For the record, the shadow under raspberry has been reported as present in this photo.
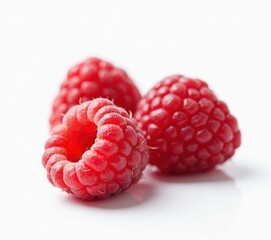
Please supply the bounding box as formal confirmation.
[61,182,156,209]
[149,162,253,183]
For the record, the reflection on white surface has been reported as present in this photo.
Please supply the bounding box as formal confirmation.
[55,164,247,239]
[28,160,267,240]
[149,166,242,234]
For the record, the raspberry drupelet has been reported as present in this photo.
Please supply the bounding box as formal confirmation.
[43,98,149,200]
[50,57,142,129]
[135,75,241,174]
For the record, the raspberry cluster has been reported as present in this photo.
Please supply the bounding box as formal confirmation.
[43,99,148,200]
[134,75,241,173]
[42,57,241,200]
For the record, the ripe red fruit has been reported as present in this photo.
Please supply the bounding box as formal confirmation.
[50,57,142,129]
[43,98,149,200]
[135,75,241,174]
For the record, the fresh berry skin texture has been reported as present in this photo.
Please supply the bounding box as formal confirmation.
[50,57,142,129]
[43,98,149,200]
[135,75,241,174]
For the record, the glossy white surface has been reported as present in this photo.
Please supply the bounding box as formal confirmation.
[1,1,271,239]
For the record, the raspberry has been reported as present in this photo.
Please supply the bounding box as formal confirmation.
[135,75,241,174]
[43,98,149,200]
[50,57,142,129]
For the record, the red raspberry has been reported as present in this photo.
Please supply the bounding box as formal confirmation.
[43,98,149,200]
[50,57,142,129]
[135,75,241,174]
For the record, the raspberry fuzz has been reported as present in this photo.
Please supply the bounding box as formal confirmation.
[43,98,149,200]
[50,57,142,128]
[135,75,241,174]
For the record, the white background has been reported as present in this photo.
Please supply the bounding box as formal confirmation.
[1,0,271,239]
